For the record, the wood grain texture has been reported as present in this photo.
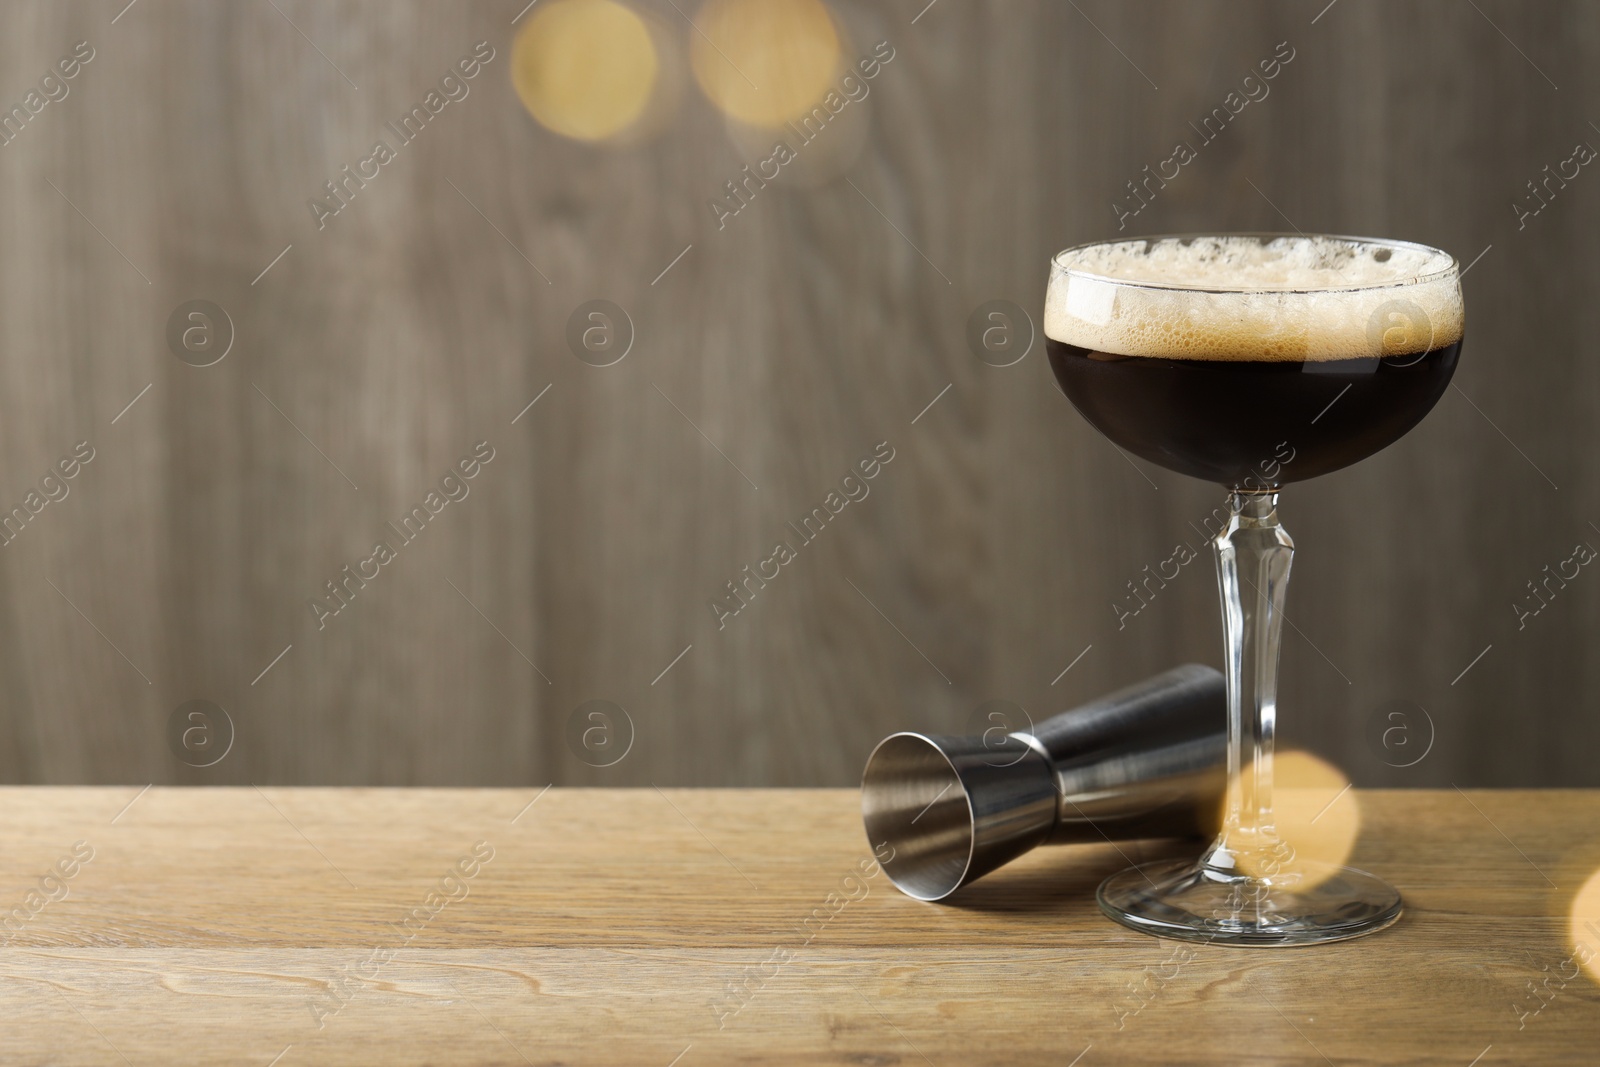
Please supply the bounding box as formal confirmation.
[3,787,1600,1065]
[0,1,1597,789]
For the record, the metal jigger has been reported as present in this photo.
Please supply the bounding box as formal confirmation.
[861,664,1227,901]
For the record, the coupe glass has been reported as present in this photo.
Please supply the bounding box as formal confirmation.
[1044,233,1463,945]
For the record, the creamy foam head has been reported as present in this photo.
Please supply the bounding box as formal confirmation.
[1045,235,1463,361]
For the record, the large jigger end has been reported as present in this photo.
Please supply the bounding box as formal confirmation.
[861,732,1058,901]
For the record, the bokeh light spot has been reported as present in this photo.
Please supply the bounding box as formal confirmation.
[691,0,842,128]
[1570,867,1600,985]
[1236,749,1360,888]
[513,0,659,142]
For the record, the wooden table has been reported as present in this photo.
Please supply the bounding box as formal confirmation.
[3,787,1598,1065]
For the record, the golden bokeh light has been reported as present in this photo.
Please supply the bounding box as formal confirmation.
[1570,867,1600,985]
[1235,749,1361,888]
[513,0,659,142]
[690,0,842,128]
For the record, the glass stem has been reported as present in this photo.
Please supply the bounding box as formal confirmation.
[1201,490,1293,878]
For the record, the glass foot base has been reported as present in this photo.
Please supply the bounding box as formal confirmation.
[1097,857,1403,947]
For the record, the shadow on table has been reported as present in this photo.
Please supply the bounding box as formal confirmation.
[937,839,1201,914]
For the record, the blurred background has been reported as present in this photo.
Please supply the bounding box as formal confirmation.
[0,0,1595,788]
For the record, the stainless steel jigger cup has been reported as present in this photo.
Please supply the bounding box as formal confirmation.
[861,664,1227,901]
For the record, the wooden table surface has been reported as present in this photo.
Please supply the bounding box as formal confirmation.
[2,787,1598,1065]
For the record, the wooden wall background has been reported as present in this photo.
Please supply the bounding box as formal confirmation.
[0,0,1595,789]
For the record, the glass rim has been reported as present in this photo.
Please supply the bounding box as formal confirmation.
[1049,232,1460,294]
